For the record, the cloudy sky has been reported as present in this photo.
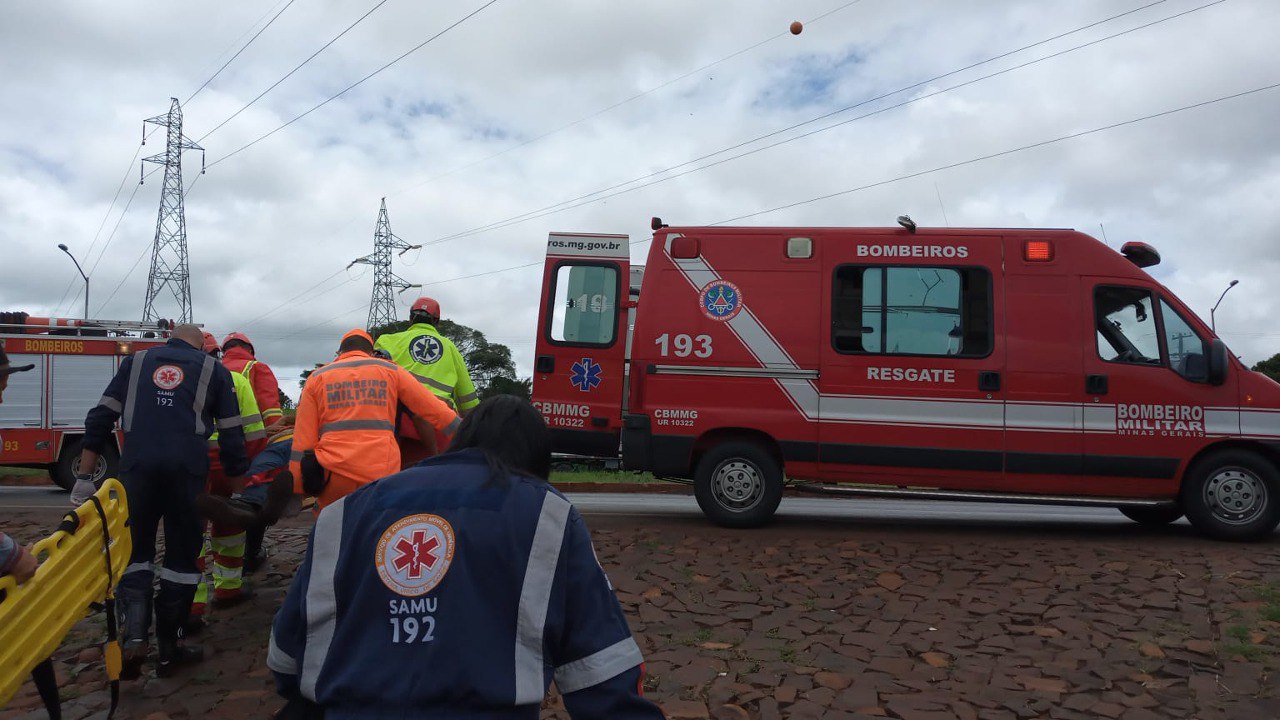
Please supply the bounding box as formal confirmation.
[2,0,1278,398]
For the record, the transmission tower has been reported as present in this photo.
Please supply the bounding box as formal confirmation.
[348,198,421,330]
[140,98,204,323]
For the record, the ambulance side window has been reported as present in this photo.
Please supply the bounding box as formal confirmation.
[1094,287,1162,365]
[548,264,619,346]
[833,266,992,357]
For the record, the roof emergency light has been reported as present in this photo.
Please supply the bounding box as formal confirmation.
[1023,240,1054,262]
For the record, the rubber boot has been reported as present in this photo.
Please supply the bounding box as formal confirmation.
[260,470,295,525]
[155,594,203,678]
[195,493,258,529]
[116,592,151,681]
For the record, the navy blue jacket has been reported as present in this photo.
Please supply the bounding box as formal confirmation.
[269,449,664,720]
[83,338,248,477]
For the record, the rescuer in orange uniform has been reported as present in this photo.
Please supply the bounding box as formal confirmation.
[221,332,284,428]
[290,329,460,509]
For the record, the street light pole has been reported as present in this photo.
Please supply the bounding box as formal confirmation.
[1210,279,1238,333]
[57,243,89,320]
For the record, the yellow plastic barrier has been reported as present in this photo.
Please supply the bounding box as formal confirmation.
[0,479,131,706]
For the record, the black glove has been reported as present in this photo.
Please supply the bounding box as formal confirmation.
[299,451,329,496]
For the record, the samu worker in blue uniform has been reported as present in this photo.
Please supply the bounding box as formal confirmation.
[76,323,248,678]
[269,396,664,719]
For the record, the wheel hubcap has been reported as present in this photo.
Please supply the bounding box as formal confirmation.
[73,456,108,483]
[712,459,764,511]
[1204,467,1267,526]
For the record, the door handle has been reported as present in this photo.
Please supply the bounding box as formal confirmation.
[978,371,1001,392]
[535,355,555,373]
[1086,374,1109,395]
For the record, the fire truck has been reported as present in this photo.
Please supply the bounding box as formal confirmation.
[531,220,1280,540]
[0,313,171,490]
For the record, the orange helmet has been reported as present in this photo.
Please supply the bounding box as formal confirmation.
[222,332,253,353]
[201,332,220,354]
[410,297,440,318]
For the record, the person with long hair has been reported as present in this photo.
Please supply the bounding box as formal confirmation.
[268,395,664,719]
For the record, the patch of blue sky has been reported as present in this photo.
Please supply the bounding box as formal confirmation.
[4,146,72,184]
[753,47,867,111]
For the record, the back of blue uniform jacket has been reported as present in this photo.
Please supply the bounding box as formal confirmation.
[269,449,664,720]
[83,338,248,476]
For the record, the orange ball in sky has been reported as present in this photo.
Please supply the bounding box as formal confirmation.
[790,21,803,35]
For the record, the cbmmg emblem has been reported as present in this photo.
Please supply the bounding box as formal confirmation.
[700,280,742,321]
[375,514,455,597]
[409,334,444,365]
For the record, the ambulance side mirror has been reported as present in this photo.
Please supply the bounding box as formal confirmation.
[1207,338,1228,386]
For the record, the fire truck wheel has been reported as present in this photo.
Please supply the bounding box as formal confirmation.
[694,442,783,528]
[1182,449,1280,541]
[53,440,118,492]
[1118,505,1183,526]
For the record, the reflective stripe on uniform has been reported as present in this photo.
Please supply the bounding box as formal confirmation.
[245,427,268,442]
[123,562,153,576]
[98,395,123,413]
[217,415,245,429]
[554,636,644,693]
[263,407,285,419]
[410,371,455,396]
[457,391,479,407]
[307,358,397,381]
[290,450,305,461]
[318,419,395,436]
[514,492,572,704]
[443,417,461,438]
[300,496,347,702]
[157,567,202,585]
[267,635,299,675]
[193,355,216,435]
[121,349,149,432]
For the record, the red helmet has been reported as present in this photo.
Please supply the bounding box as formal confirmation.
[222,332,253,353]
[201,332,220,354]
[411,297,440,318]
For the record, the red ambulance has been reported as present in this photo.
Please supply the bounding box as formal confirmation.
[532,221,1280,540]
[0,314,169,490]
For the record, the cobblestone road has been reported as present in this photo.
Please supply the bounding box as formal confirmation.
[3,508,1278,719]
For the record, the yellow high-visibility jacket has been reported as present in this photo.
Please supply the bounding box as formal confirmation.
[375,323,479,412]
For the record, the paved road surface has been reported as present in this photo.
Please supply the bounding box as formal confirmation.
[9,484,1276,539]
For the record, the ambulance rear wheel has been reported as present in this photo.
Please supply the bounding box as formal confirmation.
[53,439,118,492]
[1182,450,1280,541]
[1119,505,1183,526]
[694,442,783,528]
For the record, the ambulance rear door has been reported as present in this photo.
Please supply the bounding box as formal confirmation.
[533,233,631,457]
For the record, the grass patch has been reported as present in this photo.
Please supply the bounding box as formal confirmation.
[0,466,49,477]
[1222,642,1269,662]
[550,470,664,484]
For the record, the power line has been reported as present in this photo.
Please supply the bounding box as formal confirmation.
[386,0,867,200]
[197,0,392,144]
[424,0,1186,245]
[185,0,300,105]
[393,78,1280,291]
[206,0,502,169]
[713,81,1280,224]
[240,268,353,330]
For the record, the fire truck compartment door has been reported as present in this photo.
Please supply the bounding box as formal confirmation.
[0,354,43,428]
[50,356,117,427]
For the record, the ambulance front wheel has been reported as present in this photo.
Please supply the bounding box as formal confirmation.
[1182,449,1280,541]
[694,441,784,528]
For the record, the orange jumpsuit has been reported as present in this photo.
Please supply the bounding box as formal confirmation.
[291,351,460,508]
